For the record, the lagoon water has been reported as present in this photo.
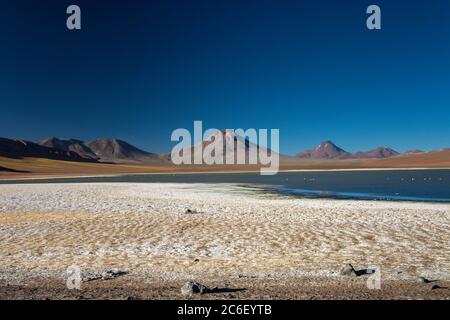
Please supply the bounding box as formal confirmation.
[2,169,450,202]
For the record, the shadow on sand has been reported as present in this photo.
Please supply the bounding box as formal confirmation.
[354,268,377,276]
[206,287,247,294]
[0,166,29,173]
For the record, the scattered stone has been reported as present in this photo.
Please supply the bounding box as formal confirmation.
[431,284,442,290]
[181,281,208,296]
[101,269,128,280]
[339,264,357,277]
[83,269,128,282]
[418,276,432,284]
[194,258,200,263]
[82,272,103,282]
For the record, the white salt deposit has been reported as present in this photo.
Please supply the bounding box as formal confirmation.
[0,183,449,282]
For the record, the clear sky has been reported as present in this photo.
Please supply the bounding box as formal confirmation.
[1,0,449,155]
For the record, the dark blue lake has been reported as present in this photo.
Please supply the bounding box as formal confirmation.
[1,169,450,202]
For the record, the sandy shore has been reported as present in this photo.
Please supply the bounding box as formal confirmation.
[0,183,449,299]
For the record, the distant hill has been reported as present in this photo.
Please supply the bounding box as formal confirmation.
[296,141,400,160]
[296,140,352,159]
[1,135,449,178]
[38,137,162,164]
[39,138,99,161]
[2,135,449,172]
[361,149,450,168]
[85,138,161,164]
[0,137,95,162]
[166,130,284,164]
[353,147,399,159]
[405,150,425,154]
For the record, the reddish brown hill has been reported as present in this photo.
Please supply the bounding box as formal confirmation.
[361,149,450,168]
[38,138,99,161]
[0,137,96,162]
[85,138,162,164]
[296,142,400,160]
[296,141,352,159]
[353,147,399,159]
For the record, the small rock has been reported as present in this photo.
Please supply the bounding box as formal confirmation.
[101,269,128,280]
[181,281,208,296]
[339,264,357,277]
[431,284,442,290]
[418,276,432,284]
[185,209,198,214]
[82,271,103,282]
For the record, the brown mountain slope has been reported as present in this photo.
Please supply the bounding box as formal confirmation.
[38,137,164,164]
[85,138,164,164]
[296,141,400,160]
[38,138,99,160]
[0,156,167,178]
[0,138,96,163]
[0,156,266,179]
[360,149,450,168]
[296,141,352,159]
[166,130,284,164]
[353,147,399,159]
[0,165,27,173]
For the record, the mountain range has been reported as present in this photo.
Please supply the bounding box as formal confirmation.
[163,130,278,164]
[0,137,162,164]
[38,137,161,164]
[0,136,446,165]
[296,140,400,160]
[0,137,95,163]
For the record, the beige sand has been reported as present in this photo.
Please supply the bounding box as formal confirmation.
[0,183,449,299]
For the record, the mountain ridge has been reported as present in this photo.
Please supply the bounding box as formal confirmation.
[296,140,401,160]
[296,140,351,159]
[1,136,448,164]
[85,138,161,164]
[39,137,100,161]
[39,137,162,164]
[0,137,97,162]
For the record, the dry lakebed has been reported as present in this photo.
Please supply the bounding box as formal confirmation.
[0,183,449,299]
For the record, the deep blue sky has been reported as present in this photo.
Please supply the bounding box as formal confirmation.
[1,0,449,155]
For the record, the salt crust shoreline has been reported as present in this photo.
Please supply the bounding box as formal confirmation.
[0,183,449,284]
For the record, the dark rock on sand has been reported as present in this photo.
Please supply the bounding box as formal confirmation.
[339,264,357,277]
[181,281,208,296]
[418,276,435,284]
[101,270,128,280]
[431,284,443,290]
[83,269,128,282]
